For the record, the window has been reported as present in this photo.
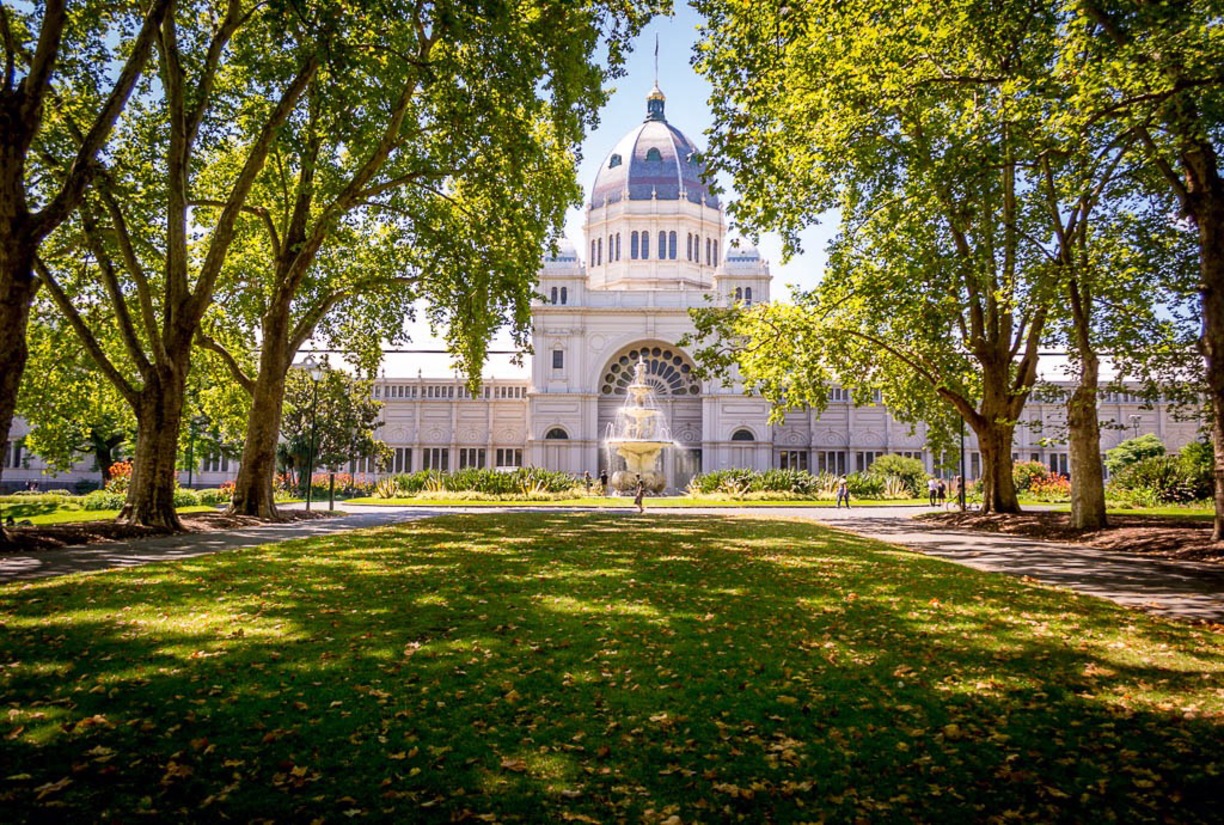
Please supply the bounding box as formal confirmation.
[970,452,981,480]
[552,349,564,370]
[550,286,558,304]
[713,240,719,266]
[598,238,604,265]
[590,240,595,264]
[459,448,486,469]
[686,233,693,260]
[896,451,923,461]
[560,286,567,305]
[731,429,755,441]
[658,231,666,260]
[616,233,621,260]
[706,237,712,266]
[744,287,752,305]
[600,347,701,397]
[735,287,743,302]
[645,147,662,162]
[3,440,24,469]
[608,235,613,263]
[391,447,412,474]
[642,231,649,259]
[856,451,884,472]
[631,231,639,259]
[828,387,851,402]
[816,451,847,475]
[424,448,449,471]
[609,153,622,168]
[669,231,677,259]
[496,448,523,468]
[204,450,230,473]
[779,450,808,471]
[1049,453,1069,476]
[348,456,375,475]
[545,427,568,439]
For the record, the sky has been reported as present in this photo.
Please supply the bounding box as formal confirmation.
[389,4,834,371]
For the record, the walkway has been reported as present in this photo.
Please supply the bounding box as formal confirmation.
[2,504,1223,624]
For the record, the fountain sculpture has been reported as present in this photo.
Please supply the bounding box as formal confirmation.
[605,359,672,493]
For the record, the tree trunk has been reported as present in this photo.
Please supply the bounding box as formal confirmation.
[120,368,187,530]
[975,416,1021,514]
[0,244,38,545]
[229,309,293,517]
[1199,194,1224,541]
[1068,355,1108,530]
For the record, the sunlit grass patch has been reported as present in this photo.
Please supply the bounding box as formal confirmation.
[1,513,1222,823]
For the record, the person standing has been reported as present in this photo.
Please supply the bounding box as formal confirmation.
[937,478,947,508]
[633,474,645,513]
[584,470,592,495]
[599,468,608,495]
[927,476,938,506]
[836,477,851,509]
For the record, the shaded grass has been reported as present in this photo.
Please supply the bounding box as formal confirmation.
[1041,503,1216,521]
[1,513,1222,823]
[1,503,216,525]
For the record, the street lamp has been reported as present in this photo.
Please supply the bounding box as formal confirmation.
[1129,414,1141,440]
[301,355,324,511]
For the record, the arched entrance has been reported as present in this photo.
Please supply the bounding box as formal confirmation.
[598,342,703,490]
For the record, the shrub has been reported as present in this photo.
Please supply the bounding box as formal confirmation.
[1012,460,1051,493]
[845,472,884,499]
[82,490,126,510]
[374,468,577,499]
[866,454,926,497]
[1112,456,1203,504]
[1104,434,1165,476]
[196,488,233,507]
[1027,474,1071,502]
[73,479,100,494]
[173,488,201,507]
[105,460,133,494]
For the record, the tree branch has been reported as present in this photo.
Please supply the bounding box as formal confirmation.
[76,200,153,378]
[190,199,282,259]
[195,332,255,394]
[95,173,164,362]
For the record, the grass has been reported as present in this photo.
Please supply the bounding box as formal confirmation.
[1038,502,1216,520]
[0,501,216,525]
[2,513,1222,823]
[344,495,932,508]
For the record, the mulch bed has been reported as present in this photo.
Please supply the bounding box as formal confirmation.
[0,510,335,554]
[921,510,1224,563]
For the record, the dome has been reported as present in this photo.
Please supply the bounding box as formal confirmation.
[543,237,579,262]
[590,86,720,209]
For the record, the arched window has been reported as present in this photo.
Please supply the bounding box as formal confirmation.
[608,235,613,263]
[669,231,677,259]
[744,287,752,305]
[560,286,568,305]
[600,347,701,397]
[695,235,701,263]
[597,237,602,266]
[609,153,622,168]
[686,233,692,261]
[590,241,595,263]
[552,349,564,370]
[713,240,719,267]
[735,287,743,301]
[642,231,650,259]
[731,429,755,441]
[550,286,558,304]
[631,231,639,259]
[706,238,712,266]
[616,233,621,260]
[545,427,568,439]
[645,147,663,162]
[658,231,666,260]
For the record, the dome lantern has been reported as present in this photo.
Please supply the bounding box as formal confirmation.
[645,83,666,122]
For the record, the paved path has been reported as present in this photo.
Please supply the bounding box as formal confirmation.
[3,503,1223,624]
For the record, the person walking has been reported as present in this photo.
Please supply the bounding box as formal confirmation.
[937,478,947,508]
[836,476,851,509]
[927,476,938,506]
[633,474,646,513]
[599,469,608,495]
[951,475,962,510]
[584,470,592,495]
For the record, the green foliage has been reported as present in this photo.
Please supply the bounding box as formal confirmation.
[173,488,201,508]
[1013,461,1052,493]
[1111,455,1211,505]
[1104,435,1167,476]
[690,469,837,498]
[845,472,884,499]
[280,365,389,483]
[379,467,578,498]
[81,490,126,511]
[866,455,926,497]
[195,488,233,507]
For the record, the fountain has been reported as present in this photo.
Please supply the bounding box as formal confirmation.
[605,359,672,493]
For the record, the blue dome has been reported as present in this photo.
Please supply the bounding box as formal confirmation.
[590,86,720,209]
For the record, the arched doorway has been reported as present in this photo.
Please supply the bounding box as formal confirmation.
[598,342,703,490]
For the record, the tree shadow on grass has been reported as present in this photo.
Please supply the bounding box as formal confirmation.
[1,513,1221,823]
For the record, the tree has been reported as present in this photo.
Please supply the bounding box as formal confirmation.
[1067,2,1224,538]
[0,0,169,538]
[1104,434,1166,476]
[278,364,388,488]
[196,0,662,518]
[692,0,1071,513]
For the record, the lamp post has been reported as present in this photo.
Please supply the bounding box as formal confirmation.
[959,414,967,512]
[1129,414,1141,440]
[302,355,324,511]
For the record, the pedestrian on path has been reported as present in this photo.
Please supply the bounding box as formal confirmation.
[634,475,646,513]
[584,471,592,495]
[937,478,946,508]
[927,477,938,506]
[836,477,851,509]
[599,469,608,495]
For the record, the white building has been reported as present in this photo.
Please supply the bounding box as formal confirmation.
[0,85,1202,491]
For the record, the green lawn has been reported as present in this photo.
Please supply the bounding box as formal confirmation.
[0,502,215,525]
[2,513,1221,822]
